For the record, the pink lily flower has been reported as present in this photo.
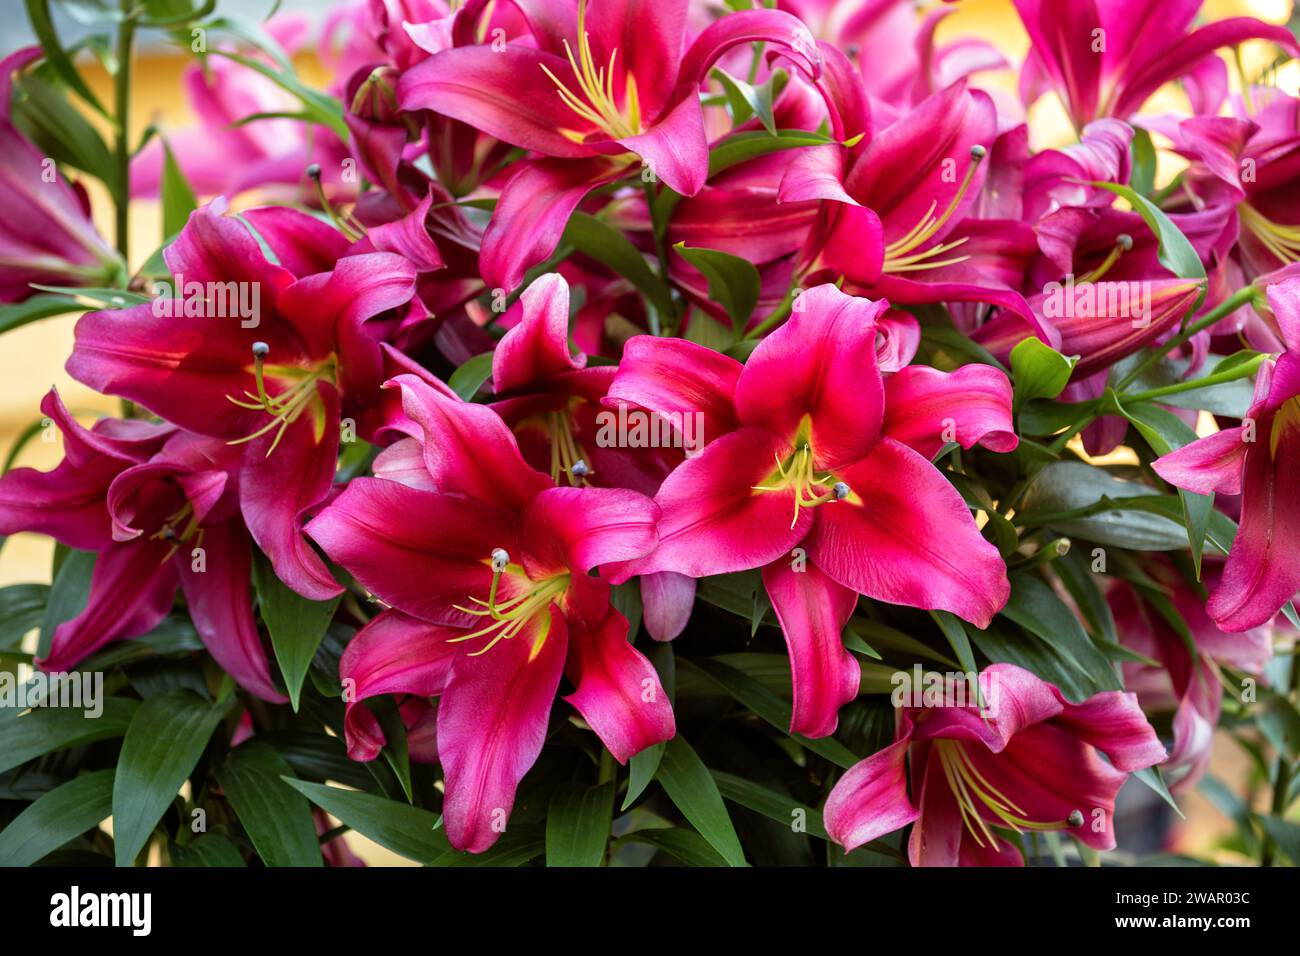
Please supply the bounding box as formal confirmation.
[606,284,1014,737]
[489,272,678,492]
[66,200,421,600]
[397,0,824,289]
[780,66,1043,333]
[1109,563,1272,792]
[1151,280,1300,631]
[0,48,121,303]
[305,374,671,852]
[1012,0,1299,131]
[0,391,285,701]
[824,663,1167,865]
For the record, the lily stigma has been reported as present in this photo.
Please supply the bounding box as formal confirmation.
[881,144,986,274]
[753,443,852,529]
[451,548,571,658]
[545,408,593,485]
[1079,232,1133,282]
[540,0,643,143]
[226,341,336,456]
[933,739,1085,850]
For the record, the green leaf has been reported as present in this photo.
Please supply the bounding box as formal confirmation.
[616,827,728,866]
[999,571,1121,698]
[0,583,49,650]
[545,782,615,867]
[24,0,108,116]
[0,698,138,775]
[656,735,746,867]
[112,691,230,867]
[1257,693,1300,762]
[447,351,495,400]
[1106,393,1213,573]
[1259,815,1300,865]
[710,771,828,841]
[170,834,246,867]
[706,129,834,179]
[252,551,337,710]
[931,610,980,678]
[1132,765,1184,817]
[12,72,117,195]
[1130,127,1156,197]
[1091,182,1206,280]
[563,212,675,318]
[673,243,761,332]
[1010,337,1076,409]
[0,768,114,867]
[216,745,322,867]
[0,294,80,336]
[711,67,787,135]
[210,49,347,139]
[282,778,453,864]
[1017,461,1189,550]
[682,657,860,768]
[623,742,664,811]
[160,139,197,242]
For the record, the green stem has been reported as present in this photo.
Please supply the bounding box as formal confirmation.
[1123,354,1265,404]
[1115,285,1260,391]
[113,1,136,263]
[643,177,672,335]
[1261,658,1299,866]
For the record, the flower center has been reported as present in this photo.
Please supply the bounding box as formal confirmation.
[450,550,571,659]
[545,409,593,486]
[540,0,643,143]
[225,342,336,456]
[752,443,851,529]
[1271,395,1300,459]
[151,500,204,561]
[934,739,1083,851]
[880,145,985,275]
[1239,203,1300,266]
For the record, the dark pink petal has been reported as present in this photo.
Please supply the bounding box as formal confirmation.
[617,91,708,197]
[520,486,660,578]
[397,45,596,158]
[1010,0,1104,124]
[163,199,296,294]
[640,571,695,642]
[363,189,445,274]
[38,539,177,672]
[305,477,519,626]
[492,273,582,395]
[778,144,855,205]
[177,520,286,703]
[613,427,809,580]
[241,206,352,278]
[239,382,342,601]
[391,373,551,510]
[678,9,822,88]
[583,0,687,120]
[1052,689,1168,773]
[1206,416,1300,631]
[439,607,568,853]
[908,663,1064,753]
[762,559,860,738]
[882,363,1017,460]
[606,335,743,443]
[735,284,887,469]
[808,438,1009,628]
[564,608,675,763]
[907,747,970,867]
[338,609,460,761]
[479,156,626,292]
[823,734,918,853]
[371,437,437,490]
[1151,425,1247,496]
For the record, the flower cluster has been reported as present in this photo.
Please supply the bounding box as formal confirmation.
[0,0,1297,869]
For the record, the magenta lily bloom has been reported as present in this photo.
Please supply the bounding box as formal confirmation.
[824,663,1167,865]
[66,200,420,600]
[398,0,823,289]
[1152,280,1300,631]
[0,390,285,701]
[305,373,671,852]
[607,284,1014,737]
[781,70,1042,332]
[1109,563,1272,792]
[0,48,121,303]
[490,272,678,492]
[1013,0,1299,130]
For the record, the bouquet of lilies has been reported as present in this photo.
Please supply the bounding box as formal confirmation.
[0,0,1297,869]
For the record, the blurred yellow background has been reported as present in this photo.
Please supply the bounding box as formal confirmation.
[1,0,1294,864]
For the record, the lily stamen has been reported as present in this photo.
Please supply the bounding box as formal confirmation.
[225,343,336,456]
[1080,233,1133,283]
[540,0,642,143]
[752,445,850,528]
[545,410,593,485]
[1240,203,1300,265]
[450,564,571,657]
[881,144,986,274]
